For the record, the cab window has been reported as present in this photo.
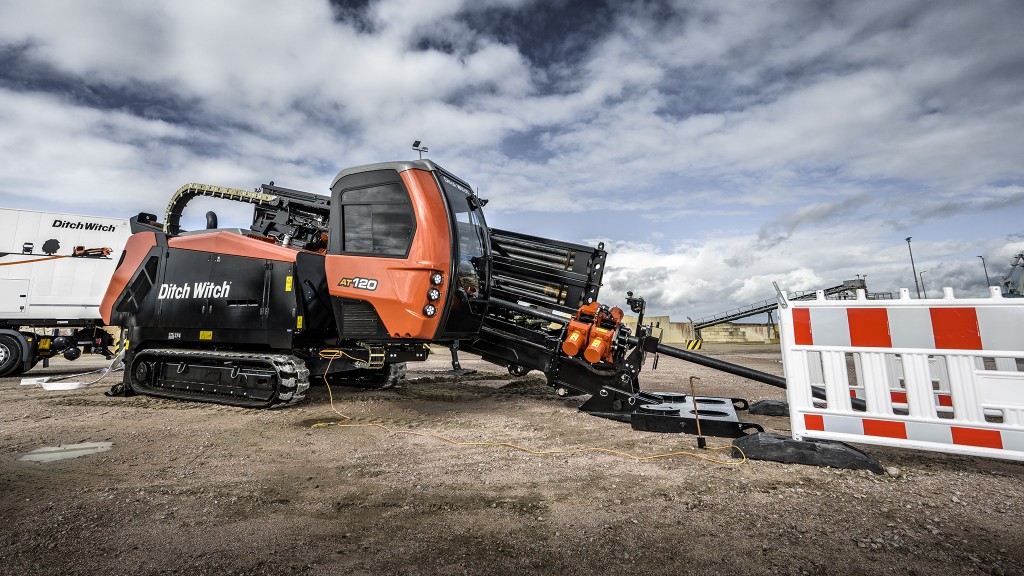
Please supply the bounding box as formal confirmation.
[339,183,414,256]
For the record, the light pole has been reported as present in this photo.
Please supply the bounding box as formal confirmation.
[978,255,991,288]
[919,270,928,299]
[906,237,922,298]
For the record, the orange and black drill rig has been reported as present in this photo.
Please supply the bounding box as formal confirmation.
[102,160,785,436]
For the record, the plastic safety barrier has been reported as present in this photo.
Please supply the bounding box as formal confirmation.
[778,286,1024,461]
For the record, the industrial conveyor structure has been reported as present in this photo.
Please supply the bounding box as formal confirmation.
[690,279,894,339]
[1001,253,1024,297]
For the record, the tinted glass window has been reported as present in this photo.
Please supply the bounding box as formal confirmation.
[343,185,409,204]
[340,183,414,256]
[342,204,373,253]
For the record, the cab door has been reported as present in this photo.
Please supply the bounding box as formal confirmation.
[325,163,452,341]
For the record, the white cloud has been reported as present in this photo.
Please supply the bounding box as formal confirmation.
[0,0,1022,318]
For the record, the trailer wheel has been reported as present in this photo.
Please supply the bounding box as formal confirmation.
[0,335,24,377]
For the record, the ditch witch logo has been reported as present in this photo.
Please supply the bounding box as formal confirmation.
[52,219,118,232]
[158,282,231,299]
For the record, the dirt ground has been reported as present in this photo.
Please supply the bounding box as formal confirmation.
[1,343,1022,575]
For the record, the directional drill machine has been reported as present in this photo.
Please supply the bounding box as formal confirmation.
[103,160,776,436]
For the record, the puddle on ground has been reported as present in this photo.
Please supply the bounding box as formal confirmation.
[19,442,113,463]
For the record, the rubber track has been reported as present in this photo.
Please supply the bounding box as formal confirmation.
[139,348,310,407]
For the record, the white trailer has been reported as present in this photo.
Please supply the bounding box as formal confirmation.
[0,208,130,376]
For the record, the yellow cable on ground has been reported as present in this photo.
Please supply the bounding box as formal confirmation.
[313,351,746,466]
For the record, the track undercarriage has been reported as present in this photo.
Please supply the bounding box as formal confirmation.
[126,348,309,408]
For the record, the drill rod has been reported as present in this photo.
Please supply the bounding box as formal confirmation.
[645,339,865,411]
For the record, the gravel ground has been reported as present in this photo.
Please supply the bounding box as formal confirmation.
[1,344,1022,575]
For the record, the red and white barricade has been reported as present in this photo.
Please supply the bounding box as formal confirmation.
[778,286,1024,461]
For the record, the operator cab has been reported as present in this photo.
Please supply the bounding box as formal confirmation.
[327,160,490,341]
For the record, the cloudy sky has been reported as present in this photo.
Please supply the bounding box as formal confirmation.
[1,0,1022,320]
